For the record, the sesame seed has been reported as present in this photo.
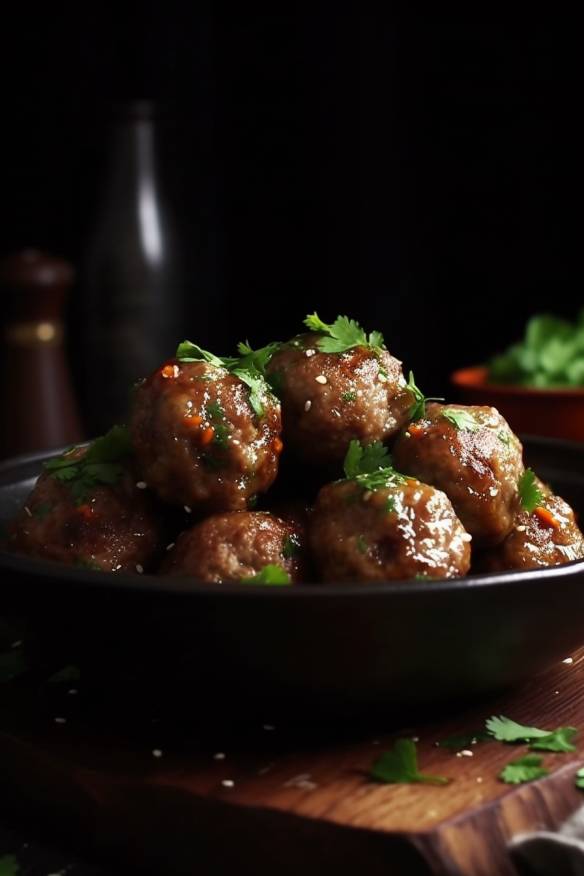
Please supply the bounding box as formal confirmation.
[462,533,472,542]
[315,375,327,385]
[184,505,192,514]
[54,717,67,724]
[457,749,473,757]
[489,487,499,497]
[24,506,32,517]
[152,749,163,758]
[115,564,122,571]
[516,525,527,532]
[136,564,144,574]
[305,349,316,357]
[411,736,420,742]
[304,400,312,412]
[136,481,147,490]
[476,776,483,783]
[166,542,175,551]
[222,779,234,788]
[563,657,574,664]
[214,752,226,760]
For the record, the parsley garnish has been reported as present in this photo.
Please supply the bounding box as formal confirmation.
[486,715,577,752]
[341,390,357,402]
[304,313,385,355]
[407,372,443,421]
[343,439,407,492]
[356,535,368,554]
[385,496,396,514]
[44,426,131,504]
[575,767,584,790]
[205,400,230,447]
[499,754,549,785]
[0,855,19,876]
[241,565,291,585]
[518,469,544,514]
[282,534,300,559]
[370,739,449,786]
[498,430,511,446]
[176,340,277,418]
[441,408,481,432]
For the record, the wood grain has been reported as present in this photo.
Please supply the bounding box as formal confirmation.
[2,647,584,875]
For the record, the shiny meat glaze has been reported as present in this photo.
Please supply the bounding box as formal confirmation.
[479,487,584,571]
[393,403,523,547]
[310,479,471,582]
[161,511,306,582]
[7,467,162,573]
[266,333,413,464]
[130,359,282,511]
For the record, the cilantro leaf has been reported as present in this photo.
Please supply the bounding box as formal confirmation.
[370,739,449,786]
[518,469,545,514]
[241,565,291,585]
[342,439,407,492]
[529,727,578,753]
[486,715,550,742]
[0,855,19,876]
[575,767,584,790]
[282,534,300,559]
[499,754,549,785]
[303,313,385,354]
[176,340,275,418]
[44,426,132,504]
[407,372,444,421]
[441,408,481,432]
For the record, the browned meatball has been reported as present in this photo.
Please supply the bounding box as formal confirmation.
[393,404,523,547]
[130,359,282,511]
[161,511,306,583]
[310,478,471,583]
[266,333,413,465]
[479,485,584,572]
[7,455,161,573]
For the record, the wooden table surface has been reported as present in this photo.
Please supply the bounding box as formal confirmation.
[2,644,584,875]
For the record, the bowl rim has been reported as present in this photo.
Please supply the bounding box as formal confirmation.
[451,365,584,398]
[1,438,584,601]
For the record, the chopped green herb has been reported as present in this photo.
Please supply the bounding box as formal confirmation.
[437,730,491,751]
[341,390,357,402]
[205,400,230,447]
[529,727,578,753]
[282,534,300,559]
[370,739,449,786]
[44,426,132,504]
[356,535,368,554]
[499,754,549,785]
[48,664,81,685]
[303,313,385,355]
[498,430,511,446]
[343,439,407,492]
[407,372,443,421]
[176,340,278,418]
[241,565,291,585]
[415,572,430,580]
[0,854,19,876]
[485,715,577,751]
[575,767,584,790]
[441,408,481,432]
[518,469,544,514]
[75,558,103,571]
[385,496,396,514]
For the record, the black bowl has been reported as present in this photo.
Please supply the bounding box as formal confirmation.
[1,436,583,722]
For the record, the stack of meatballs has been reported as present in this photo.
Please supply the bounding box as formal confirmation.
[8,315,584,583]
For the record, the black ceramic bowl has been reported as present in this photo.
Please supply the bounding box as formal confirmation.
[1,436,583,722]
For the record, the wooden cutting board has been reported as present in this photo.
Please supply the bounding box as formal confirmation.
[2,645,584,876]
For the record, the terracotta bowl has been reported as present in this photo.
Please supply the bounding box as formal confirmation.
[451,366,584,443]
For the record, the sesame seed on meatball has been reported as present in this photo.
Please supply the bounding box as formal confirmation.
[310,478,471,583]
[393,403,523,547]
[130,359,282,512]
[266,333,413,465]
[161,511,306,583]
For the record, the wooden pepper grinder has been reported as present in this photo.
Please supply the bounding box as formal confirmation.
[0,250,83,459]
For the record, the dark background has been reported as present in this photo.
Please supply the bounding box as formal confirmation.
[0,7,579,394]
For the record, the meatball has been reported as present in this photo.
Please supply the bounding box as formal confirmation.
[130,359,282,511]
[479,484,584,572]
[266,333,413,465]
[161,511,306,583]
[310,478,471,583]
[7,453,161,573]
[393,403,523,547]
